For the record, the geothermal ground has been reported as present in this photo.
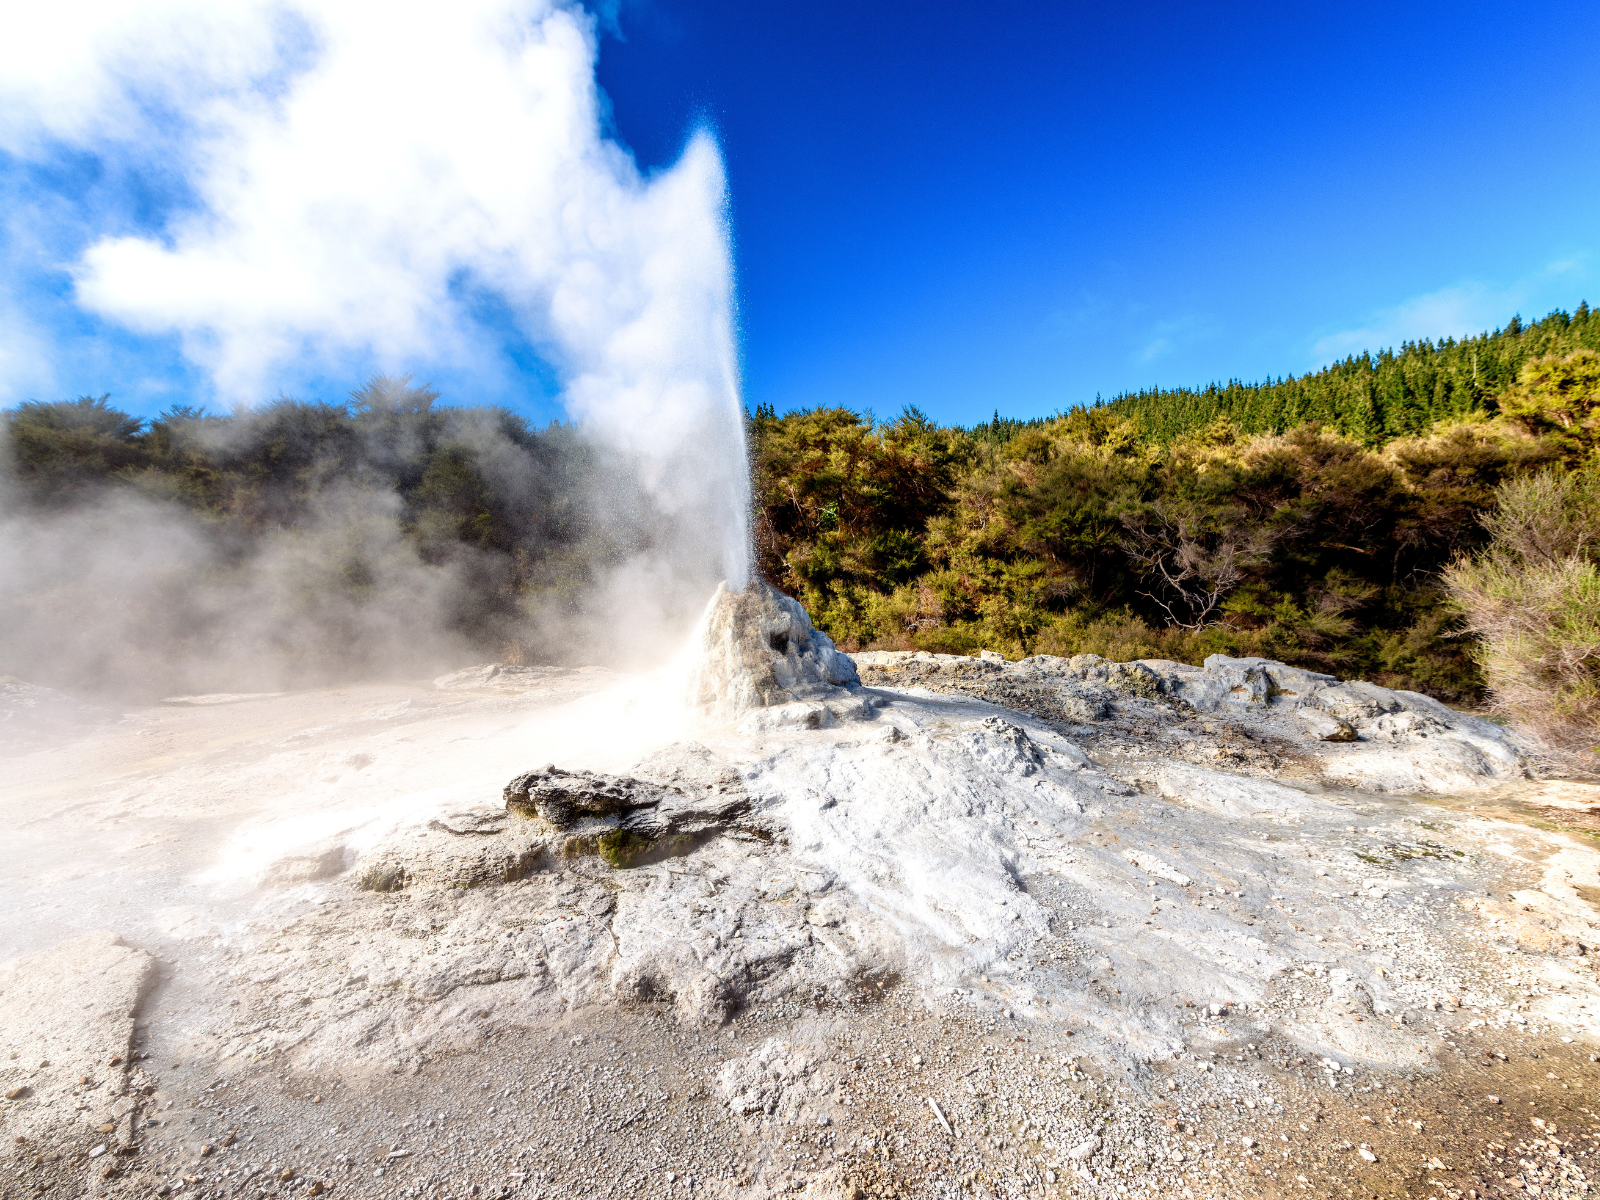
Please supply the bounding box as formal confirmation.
[3,590,1600,1200]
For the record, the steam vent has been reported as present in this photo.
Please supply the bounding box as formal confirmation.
[686,580,860,716]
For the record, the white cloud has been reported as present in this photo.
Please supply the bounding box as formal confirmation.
[1309,260,1591,368]
[1136,314,1216,365]
[0,0,751,586]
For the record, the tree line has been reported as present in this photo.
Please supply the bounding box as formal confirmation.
[7,308,1600,716]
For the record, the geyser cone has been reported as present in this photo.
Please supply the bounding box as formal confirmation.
[685,580,860,717]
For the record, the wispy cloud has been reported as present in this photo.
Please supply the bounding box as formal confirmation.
[1309,259,1589,367]
[1136,314,1216,365]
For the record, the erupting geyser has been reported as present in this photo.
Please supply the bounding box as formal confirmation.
[684,580,860,717]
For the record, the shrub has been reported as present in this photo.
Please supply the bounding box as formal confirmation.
[1445,469,1600,761]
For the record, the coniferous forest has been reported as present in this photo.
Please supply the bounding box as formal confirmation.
[8,307,1600,713]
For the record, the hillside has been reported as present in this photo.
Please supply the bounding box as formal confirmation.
[756,306,1600,700]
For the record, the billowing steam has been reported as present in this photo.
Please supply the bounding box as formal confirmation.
[0,0,753,698]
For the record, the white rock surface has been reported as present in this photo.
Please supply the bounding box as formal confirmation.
[684,580,859,716]
[0,931,156,1154]
[4,632,1598,1199]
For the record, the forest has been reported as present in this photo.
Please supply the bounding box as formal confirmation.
[754,305,1600,708]
[5,308,1600,718]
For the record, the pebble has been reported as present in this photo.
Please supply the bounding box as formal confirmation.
[1067,1135,1101,1161]
[88,1144,106,1158]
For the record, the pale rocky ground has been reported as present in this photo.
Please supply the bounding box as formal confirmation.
[3,586,1600,1200]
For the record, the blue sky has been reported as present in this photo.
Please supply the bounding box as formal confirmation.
[599,0,1600,424]
[3,0,1599,427]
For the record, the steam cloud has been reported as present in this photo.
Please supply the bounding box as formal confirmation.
[0,0,753,699]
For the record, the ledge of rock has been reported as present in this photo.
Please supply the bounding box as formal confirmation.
[854,648,1528,794]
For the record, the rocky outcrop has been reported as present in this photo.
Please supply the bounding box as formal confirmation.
[502,749,755,868]
[685,580,859,717]
[857,648,1528,794]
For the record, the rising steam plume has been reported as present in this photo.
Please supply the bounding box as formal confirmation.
[0,0,753,696]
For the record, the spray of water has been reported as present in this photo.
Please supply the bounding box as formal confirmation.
[1,0,752,673]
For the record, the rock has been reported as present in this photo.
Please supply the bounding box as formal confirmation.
[257,838,353,888]
[503,765,664,829]
[501,756,752,868]
[1123,850,1192,886]
[685,580,859,716]
[1201,655,1272,707]
[357,809,546,891]
[718,1039,830,1121]
[1307,681,1403,721]
[1067,1135,1102,1161]
[0,931,155,1148]
[1299,708,1358,742]
[1154,763,1322,819]
[1058,683,1114,723]
[736,701,836,735]
[1060,655,1166,699]
[429,810,511,835]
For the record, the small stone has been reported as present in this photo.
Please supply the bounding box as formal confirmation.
[1488,1096,1500,1104]
[4,1086,27,1100]
[1299,708,1357,742]
[108,1055,121,1066]
[308,1184,326,1197]
[200,1143,214,1157]
[1242,1138,1255,1148]
[1067,1135,1101,1162]
[667,1171,677,1183]
[281,1167,296,1181]
[1044,1170,1057,1183]
[98,1123,115,1134]
[1358,1147,1377,1163]
[88,1144,107,1158]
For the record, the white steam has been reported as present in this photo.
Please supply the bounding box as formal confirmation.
[1,0,751,589]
